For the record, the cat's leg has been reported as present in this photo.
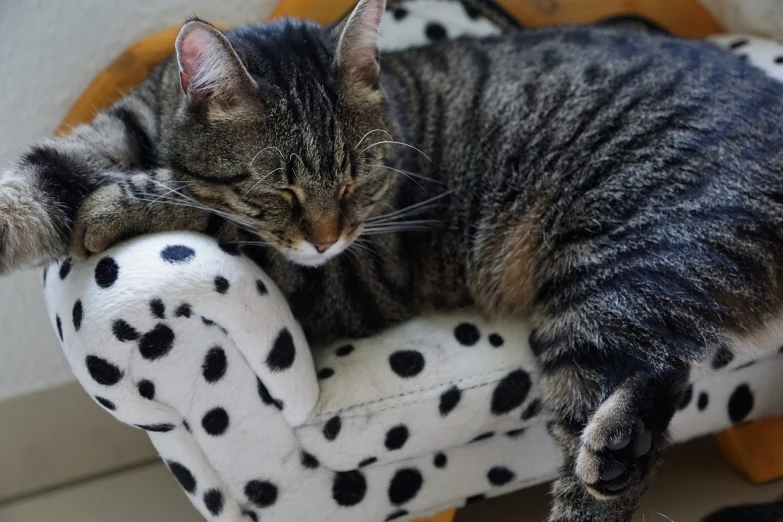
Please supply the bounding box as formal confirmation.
[543,371,686,521]
[525,302,692,521]
[69,169,245,258]
[0,87,162,273]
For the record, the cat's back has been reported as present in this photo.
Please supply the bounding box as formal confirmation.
[385,25,783,193]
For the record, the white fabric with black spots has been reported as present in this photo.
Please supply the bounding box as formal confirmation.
[42,4,783,521]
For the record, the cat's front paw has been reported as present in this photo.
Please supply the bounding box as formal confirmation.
[70,183,151,258]
[0,169,66,273]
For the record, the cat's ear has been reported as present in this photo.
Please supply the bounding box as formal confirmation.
[175,20,257,111]
[334,0,386,90]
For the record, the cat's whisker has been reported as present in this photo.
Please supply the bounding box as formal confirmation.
[359,140,434,164]
[370,164,445,185]
[365,219,441,228]
[250,146,284,165]
[242,167,284,198]
[370,164,424,190]
[136,194,258,235]
[354,129,394,150]
[367,189,455,223]
[291,153,305,175]
[361,226,434,236]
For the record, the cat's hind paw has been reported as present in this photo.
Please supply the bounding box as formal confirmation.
[575,376,668,499]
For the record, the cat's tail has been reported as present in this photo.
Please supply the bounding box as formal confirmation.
[702,499,783,521]
[0,142,100,274]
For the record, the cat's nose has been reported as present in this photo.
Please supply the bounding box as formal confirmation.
[314,241,336,254]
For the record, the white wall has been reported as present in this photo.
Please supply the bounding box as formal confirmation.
[0,0,279,401]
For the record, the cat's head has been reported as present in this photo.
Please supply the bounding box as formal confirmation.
[167,0,396,266]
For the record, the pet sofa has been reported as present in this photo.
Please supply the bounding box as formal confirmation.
[43,1,783,521]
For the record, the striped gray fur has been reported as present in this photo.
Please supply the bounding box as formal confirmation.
[4,2,783,520]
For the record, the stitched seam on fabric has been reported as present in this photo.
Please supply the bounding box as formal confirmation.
[304,368,517,424]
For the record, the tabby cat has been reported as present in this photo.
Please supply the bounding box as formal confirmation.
[4,1,783,520]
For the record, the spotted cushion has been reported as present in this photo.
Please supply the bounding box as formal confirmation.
[40,3,783,522]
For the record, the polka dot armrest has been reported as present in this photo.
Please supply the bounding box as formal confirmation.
[44,229,783,522]
[39,2,783,520]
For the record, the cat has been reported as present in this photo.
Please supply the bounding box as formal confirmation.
[4,0,783,520]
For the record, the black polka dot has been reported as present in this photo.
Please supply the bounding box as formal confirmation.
[167,461,196,494]
[113,319,140,342]
[256,279,268,295]
[359,457,378,468]
[161,245,195,264]
[214,275,229,294]
[392,6,408,20]
[202,346,227,383]
[488,466,515,486]
[42,266,48,287]
[389,350,425,378]
[698,392,709,411]
[439,386,462,416]
[433,453,447,469]
[86,355,124,386]
[332,470,367,507]
[464,4,481,18]
[521,398,542,420]
[245,480,278,508]
[174,303,192,318]
[506,428,526,438]
[386,511,409,521]
[138,380,155,400]
[95,396,116,411]
[267,328,296,372]
[72,300,83,331]
[729,384,754,423]
[728,39,749,49]
[149,298,165,319]
[95,257,119,288]
[472,432,495,443]
[336,344,355,357]
[301,451,320,469]
[425,21,448,41]
[318,368,335,380]
[218,242,240,256]
[56,315,63,341]
[257,378,284,410]
[677,384,693,411]
[385,425,409,451]
[491,369,531,415]
[203,489,223,516]
[712,347,734,370]
[488,333,504,347]
[59,257,72,280]
[466,494,486,505]
[388,468,423,505]
[135,423,175,433]
[454,323,480,346]
[243,510,258,521]
[201,407,229,436]
[139,323,175,360]
[776,55,783,64]
[324,416,342,441]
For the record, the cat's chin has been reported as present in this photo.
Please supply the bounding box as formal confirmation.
[285,238,348,267]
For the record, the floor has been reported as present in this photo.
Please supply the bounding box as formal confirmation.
[1,437,781,522]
